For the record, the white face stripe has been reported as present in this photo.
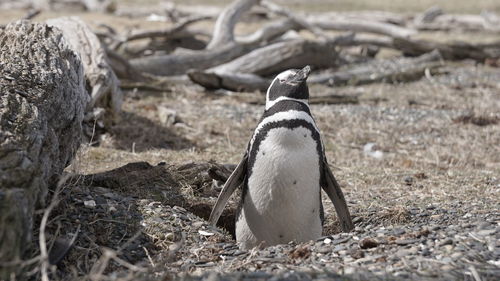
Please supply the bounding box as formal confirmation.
[265,76,279,105]
[249,110,319,151]
[276,70,296,81]
[265,70,298,104]
[265,96,309,110]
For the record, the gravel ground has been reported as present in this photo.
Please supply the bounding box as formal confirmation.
[48,178,499,281]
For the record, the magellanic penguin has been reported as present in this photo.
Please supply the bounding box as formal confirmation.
[209,66,354,249]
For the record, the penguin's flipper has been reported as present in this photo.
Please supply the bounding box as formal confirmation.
[321,160,355,232]
[208,154,248,226]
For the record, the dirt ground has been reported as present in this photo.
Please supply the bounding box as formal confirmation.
[1,1,499,280]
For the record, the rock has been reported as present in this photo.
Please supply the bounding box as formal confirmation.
[289,245,311,259]
[84,200,97,208]
[439,238,454,246]
[0,20,87,279]
[350,249,365,259]
[404,176,414,186]
[359,238,379,249]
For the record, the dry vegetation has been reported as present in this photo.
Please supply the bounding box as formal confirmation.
[0,0,499,280]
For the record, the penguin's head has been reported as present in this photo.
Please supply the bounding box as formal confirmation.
[265,66,311,108]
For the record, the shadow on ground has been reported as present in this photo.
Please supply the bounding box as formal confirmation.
[108,111,194,152]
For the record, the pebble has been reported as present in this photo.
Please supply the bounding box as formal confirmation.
[359,238,379,249]
[439,238,453,246]
[392,228,406,236]
[83,200,96,208]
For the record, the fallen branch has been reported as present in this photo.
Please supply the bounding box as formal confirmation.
[207,0,261,49]
[236,18,301,45]
[261,0,328,40]
[212,39,339,76]
[414,11,500,32]
[394,38,500,61]
[188,71,270,91]
[309,50,444,86]
[335,33,500,62]
[308,16,416,39]
[130,0,262,76]
[124,15,212,43]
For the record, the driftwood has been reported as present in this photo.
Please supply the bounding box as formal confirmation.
[189,50,444,91]
[32,0,116,12]
[414,9,500,32]
[321,11,409,26]
[129,0,263,76]
[393,38,500,61]
[188,39,340,91]
[0,21,88,279]
[309,50,444,86]
[208,0,260,49]
[334,32,500,63]
[213,39,339,75]
[188,71,270,92]
[124,15,211,43]
[308,16,416,39]
[46,17,122,122]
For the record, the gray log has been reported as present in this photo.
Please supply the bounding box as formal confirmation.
[207,0,260,49]
[0,21,88,279]
[129,0,263,76]
[309,50,444,86]
[187,71,271,92]
[212,39,339,76]
[46,17,122,123]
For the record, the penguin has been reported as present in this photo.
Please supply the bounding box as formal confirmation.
[209,66,354,249]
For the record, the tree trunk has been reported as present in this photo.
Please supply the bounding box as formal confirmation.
[0,20,88,279]
[46,17,123,123]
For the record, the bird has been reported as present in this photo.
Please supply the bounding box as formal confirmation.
[209,66,354,249]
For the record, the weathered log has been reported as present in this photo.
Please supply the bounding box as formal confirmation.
[394,38,500,61]
[308,16,416,39]
[261,0,328,40]
[309,50,444,86]
[335,33,500,62]
[207,0,260,49]
[188,71,271,92]
[106,48,149,81]
[320,11,408,26]
[32,0,116,12]
[236,18,301,45]
[212,39,339,76]
[122,15,212,44]
[413,6,443,26]
[130,43,257,76]
[0,20,88,279]
[130,0,262,76]
[46,17,122,122]
[188,39,340,90]
[414,12,500,32]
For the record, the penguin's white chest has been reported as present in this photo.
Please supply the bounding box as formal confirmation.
[236,126,322,249]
